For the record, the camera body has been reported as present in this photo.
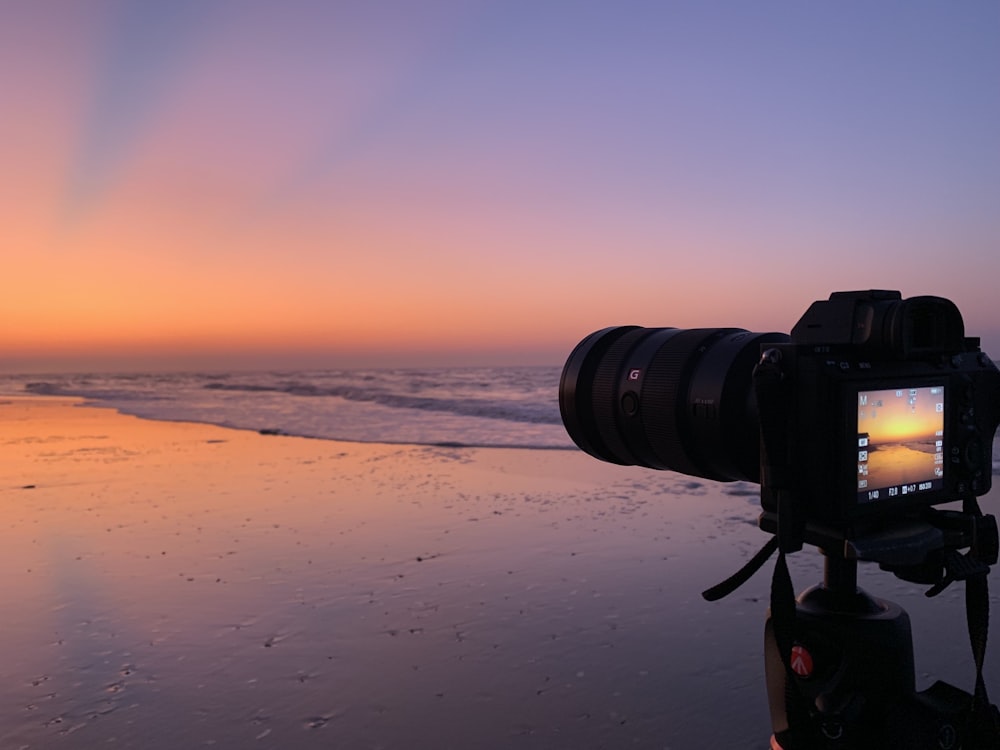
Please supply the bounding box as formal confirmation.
[758,290,999,526]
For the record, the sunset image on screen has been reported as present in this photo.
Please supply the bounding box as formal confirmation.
[857,386,945,497]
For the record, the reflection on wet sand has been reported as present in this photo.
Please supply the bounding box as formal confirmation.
[0,398,995,749]
[865,441,940,488]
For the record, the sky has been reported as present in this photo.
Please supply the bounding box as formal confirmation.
[2,0,998,373]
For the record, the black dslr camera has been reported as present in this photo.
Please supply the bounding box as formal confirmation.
[560,290,1000,535]
[559,290,1000,749]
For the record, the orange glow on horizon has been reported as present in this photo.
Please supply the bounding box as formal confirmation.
[859,388,944,445]
[3,3,999,373]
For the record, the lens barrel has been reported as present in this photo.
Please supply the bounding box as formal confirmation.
[559,326,789,482]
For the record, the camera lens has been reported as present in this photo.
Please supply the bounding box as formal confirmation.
[559,326,789,482]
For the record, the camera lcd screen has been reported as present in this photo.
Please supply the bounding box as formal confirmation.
[856,385,945,504]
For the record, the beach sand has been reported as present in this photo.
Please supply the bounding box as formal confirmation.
[1,398,994,749]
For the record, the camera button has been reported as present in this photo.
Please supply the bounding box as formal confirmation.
[964,437,983,470]
[620,391,639,417]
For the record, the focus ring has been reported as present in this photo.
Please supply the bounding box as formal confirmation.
[590,328,652,464]
[641,329,729,476]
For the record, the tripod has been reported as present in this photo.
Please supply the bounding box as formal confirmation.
[757,509,1000,749]
[705,508,1000,748]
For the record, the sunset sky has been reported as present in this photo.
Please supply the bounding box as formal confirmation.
[2,1,998,373]
[859,386,944,444]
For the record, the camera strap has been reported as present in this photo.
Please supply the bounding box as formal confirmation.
[701,535,778,602]
[702,540,812,744]
[917,498,1000,744]
[699,341,798,601]
[769,548,815,747]
[963,568,1000,745]
[957,498,1000,744]
[698,537,803,715]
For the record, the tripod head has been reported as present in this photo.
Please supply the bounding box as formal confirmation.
[758,504,999,589]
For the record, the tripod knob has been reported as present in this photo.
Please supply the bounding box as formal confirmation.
[973,514,999,566]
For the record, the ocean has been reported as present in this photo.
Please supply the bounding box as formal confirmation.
[0,366,570,449]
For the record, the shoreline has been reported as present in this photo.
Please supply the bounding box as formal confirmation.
[0,396,626,499]
[0,366,570,451]
[6,392,577,452]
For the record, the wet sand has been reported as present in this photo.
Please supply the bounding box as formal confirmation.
[1,398,995,749]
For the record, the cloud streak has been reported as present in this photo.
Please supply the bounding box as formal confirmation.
[60,0,211,226]
[244,0,485,221]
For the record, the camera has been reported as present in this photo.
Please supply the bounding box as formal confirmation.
[560,290,1000,748]
[559,290,1000,530]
